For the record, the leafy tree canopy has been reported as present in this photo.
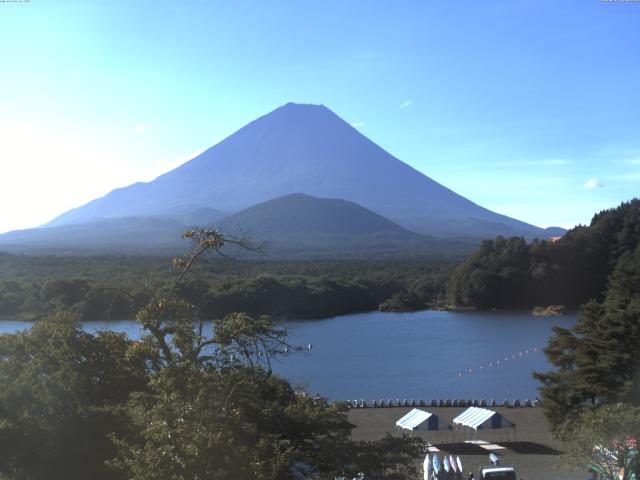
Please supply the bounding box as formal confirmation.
[447,199,640,310]
[558,403,640,480]
[0,314,148,480]
[0,228,424,480]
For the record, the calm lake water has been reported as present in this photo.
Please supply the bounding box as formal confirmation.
[0,310,575,401]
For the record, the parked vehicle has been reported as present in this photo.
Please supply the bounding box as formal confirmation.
[478,466,517,480]
[479,455,516,480]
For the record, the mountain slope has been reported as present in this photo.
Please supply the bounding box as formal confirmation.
[0,195,475,258]
[217,193,418,237]
[46,102,557,239]
[0,217,188,254]
[215,193,471,258]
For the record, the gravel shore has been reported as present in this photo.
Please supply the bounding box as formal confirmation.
[348,406,584,480]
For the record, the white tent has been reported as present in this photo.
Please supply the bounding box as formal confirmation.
[395,408,446,432]
[452,407,515,439]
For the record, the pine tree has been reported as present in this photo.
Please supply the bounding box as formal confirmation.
[534,245,640,431]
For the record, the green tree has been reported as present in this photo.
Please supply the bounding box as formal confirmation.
[534,245,640,432]
[558,403,640,480]
[0,229,424,479]
[109,228,423,479]
[447,199,640,310]
[0,314,148,480]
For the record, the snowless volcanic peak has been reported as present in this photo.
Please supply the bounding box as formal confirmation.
[46,102,548,239]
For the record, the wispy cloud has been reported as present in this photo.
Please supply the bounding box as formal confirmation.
[399,100,413,108]
[350,122,365,128]
[131,124,151,134]
[585,178,604,189]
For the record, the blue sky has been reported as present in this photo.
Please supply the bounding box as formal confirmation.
[1,0,638,234]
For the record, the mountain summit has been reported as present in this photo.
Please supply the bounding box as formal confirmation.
[47,102,549,239]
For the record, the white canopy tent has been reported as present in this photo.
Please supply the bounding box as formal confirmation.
[395,408,447,433]
[452,407,516,440]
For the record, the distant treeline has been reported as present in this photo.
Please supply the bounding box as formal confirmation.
[0,254,453,320]
[447,199,640,309]
[4,199,638,320]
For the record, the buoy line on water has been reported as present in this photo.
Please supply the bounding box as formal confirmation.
[456,346,541,379]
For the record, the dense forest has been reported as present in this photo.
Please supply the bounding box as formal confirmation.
[447,199,640,310]
[2,199,639,322]
[531,219,640,479]
[0,253,453,321]
[534,241,640,429]
[0,230,424,479]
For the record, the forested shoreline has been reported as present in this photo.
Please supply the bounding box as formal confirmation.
[2,200,639,322]
[447,199,640,310]
[0,254,453,321]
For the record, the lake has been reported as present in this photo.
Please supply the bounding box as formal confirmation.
[0,310,575,402]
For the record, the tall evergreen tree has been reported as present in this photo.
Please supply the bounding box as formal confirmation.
[534,245,640,432]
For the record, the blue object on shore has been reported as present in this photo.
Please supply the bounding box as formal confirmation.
[432,454,440,473]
